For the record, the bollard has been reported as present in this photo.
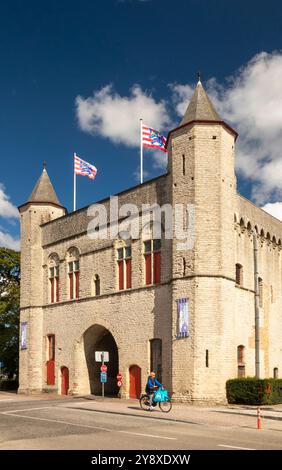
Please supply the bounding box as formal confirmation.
[257,406,261,430]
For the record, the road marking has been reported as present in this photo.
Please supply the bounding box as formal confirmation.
[2,410,177,441]
[3,406,53,414]
[118,430,176,440]
[218,444,255,450]
[2,412,112,432]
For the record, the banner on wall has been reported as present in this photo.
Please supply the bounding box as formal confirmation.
[20,322,27,350]
[177,298,189,338]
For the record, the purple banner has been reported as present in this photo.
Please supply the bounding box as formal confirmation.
[177,298,189,338]
[20,322,27,350]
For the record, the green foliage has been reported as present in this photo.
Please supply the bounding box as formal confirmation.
[226,378,282,405]
[0,247,20,378]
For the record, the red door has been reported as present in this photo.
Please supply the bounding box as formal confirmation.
[47,359,55,385]
[61,367,69,395]
[129,365,141,398]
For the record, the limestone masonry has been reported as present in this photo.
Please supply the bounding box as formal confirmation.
[18,80,282,403]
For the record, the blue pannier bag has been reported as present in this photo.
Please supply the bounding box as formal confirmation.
[154,388,168,402]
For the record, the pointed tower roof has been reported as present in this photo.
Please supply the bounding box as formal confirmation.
[28,164,63,207]
[180,78,221,126]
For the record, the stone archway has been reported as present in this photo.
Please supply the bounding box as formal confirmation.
[83,324,119,396]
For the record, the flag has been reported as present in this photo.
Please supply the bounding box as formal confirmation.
[74,155,97,180]
[142,124,167,153]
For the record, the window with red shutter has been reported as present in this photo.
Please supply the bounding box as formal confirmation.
[126,258,132,289]
[154,251,161,284]
[50,278,54,303]
[56,277,59,302]
[145,253,152,285]
[118,260,124,290]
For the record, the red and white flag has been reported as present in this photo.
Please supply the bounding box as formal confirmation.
[142,124,167,153]
[74,155,97,180]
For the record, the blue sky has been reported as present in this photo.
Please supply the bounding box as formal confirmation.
[1,0,282,249]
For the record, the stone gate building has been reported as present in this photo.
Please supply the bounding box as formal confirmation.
[18,80,282,403]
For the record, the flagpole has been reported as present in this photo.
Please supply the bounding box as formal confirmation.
[73,152,76,212]
[140,118,143,184]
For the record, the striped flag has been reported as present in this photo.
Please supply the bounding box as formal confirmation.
[74,155,97,180]
[142,124,167,153]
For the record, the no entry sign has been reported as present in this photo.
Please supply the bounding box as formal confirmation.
[117,372,122,381]
[117,380,122,387]
[101,364,107,373]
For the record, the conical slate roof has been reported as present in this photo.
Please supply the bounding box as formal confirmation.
[180,80,221,126]
[28,168,62,206]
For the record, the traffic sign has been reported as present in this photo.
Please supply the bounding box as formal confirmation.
[117,380,122,387]
[101,364,107,373]
[117,372,122,381]
[95,351,109,362]
[100,372,107,383]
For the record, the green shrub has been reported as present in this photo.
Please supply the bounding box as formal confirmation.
[226,378,282,405]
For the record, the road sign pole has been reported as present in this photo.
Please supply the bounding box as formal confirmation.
[102,352,104,400]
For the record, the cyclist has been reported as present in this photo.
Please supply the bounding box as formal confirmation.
[146,372,162,410]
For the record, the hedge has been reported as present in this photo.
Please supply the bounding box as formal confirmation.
[226,378,282,405]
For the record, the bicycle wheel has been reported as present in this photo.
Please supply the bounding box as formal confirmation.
[159,399,172,413]
[140,394,151,411]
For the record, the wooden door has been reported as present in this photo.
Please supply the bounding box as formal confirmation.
[61,367,69,395]
[129,365,141,398]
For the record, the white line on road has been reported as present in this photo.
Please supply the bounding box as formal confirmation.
[2,413,112,432]
[119,430,176,440]
[218,444,255,450]
[3,406,53,414]
[2,411,176,441]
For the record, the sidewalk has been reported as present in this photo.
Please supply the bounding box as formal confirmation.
[65,395,282,429]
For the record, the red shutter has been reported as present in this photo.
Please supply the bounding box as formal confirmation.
[69,273,73,299]
[154,251,161,284]
[56,277,59,302]
[118,260,124,290]
[126,258,132,289]
[145,253,152,285]
[50,278,54,303]
[47,359,55,385]
[75,271,79,299]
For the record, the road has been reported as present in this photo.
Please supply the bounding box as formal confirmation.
[0,396,282,450]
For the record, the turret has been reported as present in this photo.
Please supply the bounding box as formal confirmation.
[167,78,238,402]
[18,164,66,393]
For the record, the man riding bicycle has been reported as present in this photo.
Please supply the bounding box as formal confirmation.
[146,372,162,411]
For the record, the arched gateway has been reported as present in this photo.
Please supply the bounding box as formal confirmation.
[83,324,119,396]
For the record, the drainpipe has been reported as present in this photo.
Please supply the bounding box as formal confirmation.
[253,230,260,378]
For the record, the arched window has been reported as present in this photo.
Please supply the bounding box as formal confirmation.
[150,339,162,383]
[273,367,279,379]
[237,345,245,378]
[94,274,100,296]
[67,247,80,300]
[144,239,161,285]
[117,243,132,291]
[235,264,243,286]
[48,254,59,303]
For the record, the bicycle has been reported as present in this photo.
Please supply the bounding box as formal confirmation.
[139,387,172,413]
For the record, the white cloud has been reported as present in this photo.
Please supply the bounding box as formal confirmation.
[172,52,282,205]
[261,202,282,222]
[0,184,18,219]
[76,84,171,148]
[0,230,20,250]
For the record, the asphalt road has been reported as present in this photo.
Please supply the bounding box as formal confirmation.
[0,397,282,450]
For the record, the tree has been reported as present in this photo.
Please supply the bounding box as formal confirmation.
[0,247,20,378]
